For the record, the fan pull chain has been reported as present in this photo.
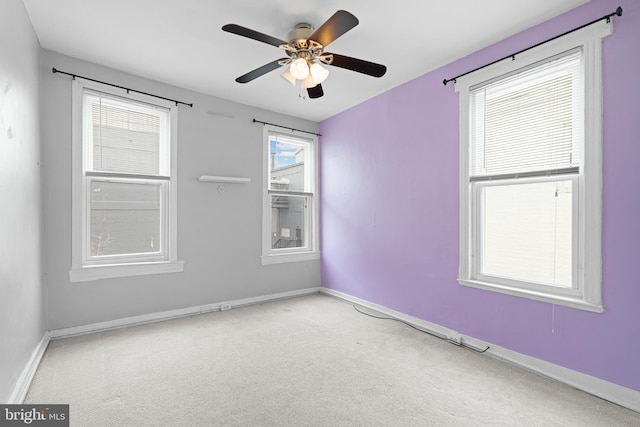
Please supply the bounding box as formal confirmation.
[298,83,307,99]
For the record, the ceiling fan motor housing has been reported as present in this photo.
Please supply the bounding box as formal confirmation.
[285,23,326,63]
[287,23,315,49]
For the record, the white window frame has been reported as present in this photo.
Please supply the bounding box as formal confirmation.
[455,20,612,312]
[69,79,184,282]
[261,125,320,265]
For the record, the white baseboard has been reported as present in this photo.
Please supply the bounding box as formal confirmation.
[50,287,322,339]
[8,332,51,404]
[10,287,320,403]
[22,287,639,412]
[320,287,640,413]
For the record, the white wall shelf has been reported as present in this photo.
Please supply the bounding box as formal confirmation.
[198,175,251,184]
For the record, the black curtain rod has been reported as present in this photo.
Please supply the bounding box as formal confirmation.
[51,67,193,107]
[443,6,623,86]
[252,119,321,136]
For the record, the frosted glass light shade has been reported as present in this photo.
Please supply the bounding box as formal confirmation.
[290,58,310,79]
[301,74,315,89]
[281,68,296,86]
[310,62,329,85]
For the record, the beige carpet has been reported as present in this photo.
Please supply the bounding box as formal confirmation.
[25,294,640,426]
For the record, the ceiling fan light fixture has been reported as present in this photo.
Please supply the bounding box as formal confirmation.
[301,73,316,89]
[281,68,297,86]
[310,62,329,85]
[318,53,334,65]
[290,58,310,80]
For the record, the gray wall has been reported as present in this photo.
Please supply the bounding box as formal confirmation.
[0,0,46,403]
[41,50,321,330]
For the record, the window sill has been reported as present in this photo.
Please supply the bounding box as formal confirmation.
[69,260,185,282]
[261,251,320,265]
[458,279,603,313]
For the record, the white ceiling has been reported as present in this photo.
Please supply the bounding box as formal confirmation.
[22,0,589,122]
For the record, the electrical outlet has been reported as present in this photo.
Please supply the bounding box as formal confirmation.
[220,303,232,311]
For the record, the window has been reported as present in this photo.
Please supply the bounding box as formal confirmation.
[455,20,612,311]
[70,80,183,281]
[262,126,319,264]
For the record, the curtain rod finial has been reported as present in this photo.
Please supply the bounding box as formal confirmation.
[616,6,623,17]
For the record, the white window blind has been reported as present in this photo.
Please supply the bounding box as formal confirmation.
[84,91,169,177]
[470,49,583,179]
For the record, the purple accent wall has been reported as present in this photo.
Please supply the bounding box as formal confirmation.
[320,0,640,391]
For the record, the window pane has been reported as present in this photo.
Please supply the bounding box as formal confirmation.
[270,195,306,249]
[481,180,573,287]
[470,50,582,177]
[269,137,307,192]
[88,94,166,176]
[90,180,162,257]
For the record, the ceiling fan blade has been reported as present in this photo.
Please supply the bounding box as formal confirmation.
[309,10,359,48]
[325,53,387,77]
[307,84,324,99]
[222,24,288,48]
[236,60,283,83]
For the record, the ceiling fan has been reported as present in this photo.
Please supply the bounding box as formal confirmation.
[222,10,387,99]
